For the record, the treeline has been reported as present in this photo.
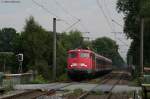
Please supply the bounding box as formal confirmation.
[0,16,124,80]
[117,0,150,73]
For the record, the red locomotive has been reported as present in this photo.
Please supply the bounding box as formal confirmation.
[67,49,112,78]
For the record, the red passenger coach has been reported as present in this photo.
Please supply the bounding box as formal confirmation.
[67,49,112,78]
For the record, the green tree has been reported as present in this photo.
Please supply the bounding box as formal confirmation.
[0,52,17,73]
[0,28,17,52]
[22,16,52,79]
[92,37,124,67]
[0,28,19,73]
[117,0,150,70]
[61,30,83,49]
[12,33,23,53]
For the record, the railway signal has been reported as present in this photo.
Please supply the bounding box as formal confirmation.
[17,53,23,62]
[17,53,23,73]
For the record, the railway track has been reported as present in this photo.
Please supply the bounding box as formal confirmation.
[104,73,124,99]
[0,71,129,99]
[1,89,48,99]
[77,72,125,99]
[1,83,73,99]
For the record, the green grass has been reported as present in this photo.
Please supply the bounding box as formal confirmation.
[129,77,141,86]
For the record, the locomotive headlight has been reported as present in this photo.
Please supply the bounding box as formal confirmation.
[71,63,77,67]
[80,63,87,67]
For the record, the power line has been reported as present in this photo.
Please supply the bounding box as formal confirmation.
[53,0,80,21]
[96,0,115,32]
[32,0,71,26]
[32,0,84,32]
[102,0,119,33]
[63,19,80,32]
[100,0,129,48]
[32,0,59,18]
[103,0,124,21]
[53,0,90,33]
[79,22,90,33]
[101,0,118,42]
[118,38,129,47]
[52,0,90,33]
[97,0,130,54]
[102,0,112,23]
[101,0,126,37]
[33,0,84,33]
[112,19,123,28]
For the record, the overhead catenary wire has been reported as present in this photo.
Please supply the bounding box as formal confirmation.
[32,0,59,18]
[96,0,115,32]
[112,19,123,28]
[32,0,129,48]
[96,0,116,39]
[102,0,113,25]
[56,0,129,56]
[32,0,71,26]
[103,0,124,20]
[96,0,129,48]
[53,0,90,33]
[32,0,88,33]
[79,22,90,33]
[102,0,119,33]
[53,0,80,21]
[102,0,129,47]
[63,19,81,32]
[32,0,89,34]
[34,0,85,33]
[100,0,124,32]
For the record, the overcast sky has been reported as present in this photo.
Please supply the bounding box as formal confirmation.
[0,0,131,61]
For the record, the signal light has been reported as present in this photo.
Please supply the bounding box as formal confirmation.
[17,53,23,62]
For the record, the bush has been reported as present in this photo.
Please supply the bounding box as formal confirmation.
[57,73,68,82]
[31,75,48,84]
[73,88,83,96]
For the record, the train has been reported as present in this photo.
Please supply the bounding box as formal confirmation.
[67,49,112,78]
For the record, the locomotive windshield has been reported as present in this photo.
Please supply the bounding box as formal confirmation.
[68,52,77,58]
[80,52,90,58]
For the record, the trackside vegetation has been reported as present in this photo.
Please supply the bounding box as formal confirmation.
[117,0,150,75]
[0,16,124,81]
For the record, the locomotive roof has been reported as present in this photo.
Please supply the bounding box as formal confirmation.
[95,53,112,63]
[68,49,112,63]
[68,49,92,53]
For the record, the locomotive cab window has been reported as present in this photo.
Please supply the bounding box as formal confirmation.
[80,52,90,58]
[68,52,77,58]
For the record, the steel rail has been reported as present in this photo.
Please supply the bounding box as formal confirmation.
[77,72,124,99]
[1,83,74,99]
[1,89,47,99]
[77,72,117,99]
[105,73,124,99]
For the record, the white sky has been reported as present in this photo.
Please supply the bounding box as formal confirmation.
[0,0,131,61]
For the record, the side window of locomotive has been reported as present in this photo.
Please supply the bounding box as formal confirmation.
[96,58,101,64]
[99,59,103,64]
[68,52,77,58]
[80,53,90,58]
[103,61,106,65]
[102,60,106,65]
